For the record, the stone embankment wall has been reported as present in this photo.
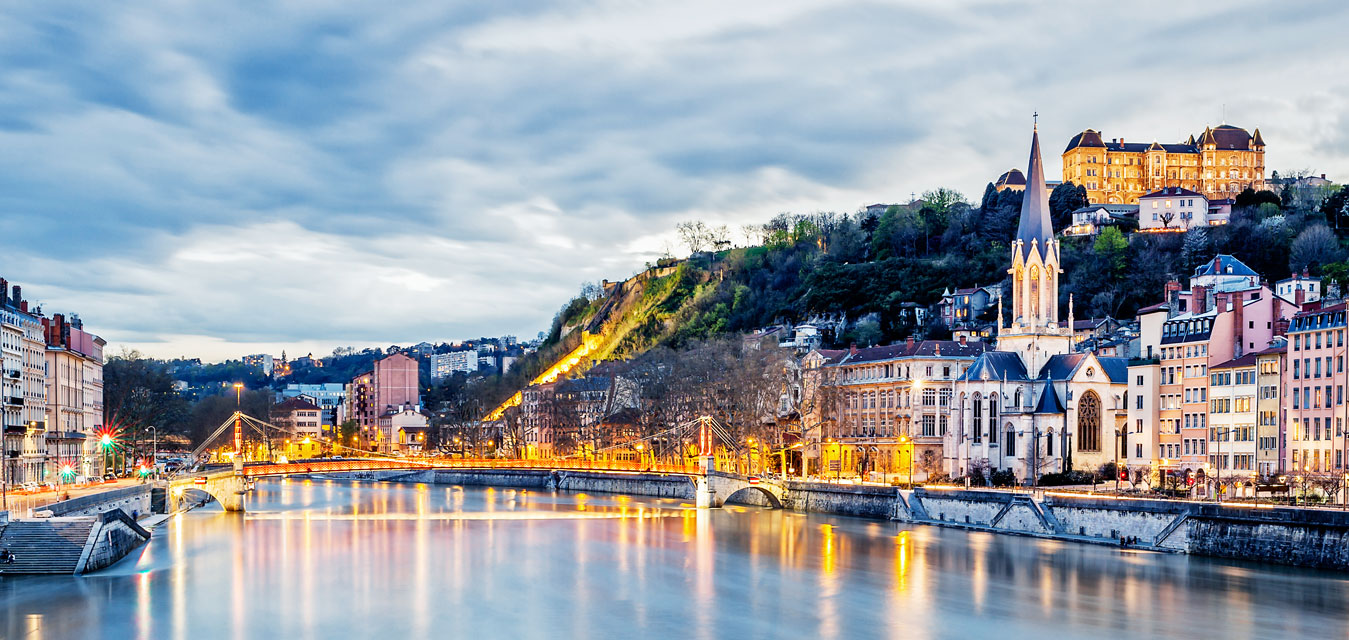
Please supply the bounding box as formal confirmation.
[340,469,1349,569]
[782,482,895,518]
[79,509,153,573]
[43,485,152,518]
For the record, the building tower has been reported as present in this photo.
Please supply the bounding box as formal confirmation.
[998,124,1072,374]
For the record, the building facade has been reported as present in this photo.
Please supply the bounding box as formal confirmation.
[1207,354,1259,496]
[2,280,48,485]
[802,337,987,481]
[43,313,105,479]
[430,350,478,381]
[1285,304,1346,476]
[1137,187,1213,231]
[1062,124,1266,204]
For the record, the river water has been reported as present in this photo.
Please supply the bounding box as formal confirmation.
[2,479,1347,639]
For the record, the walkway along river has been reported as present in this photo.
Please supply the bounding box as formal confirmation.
[2,478,1348,639]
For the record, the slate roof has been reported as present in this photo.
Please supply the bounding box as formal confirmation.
[274,397,320,412]
[1036,353,1129,384]
[841,340,988,364]
[1015,128,1056,258]
[1140,186,1204,199]
[1193,254,1258,278]
[959,351,1029,382]
[1034,383,1064,414]
[1199,124,1257,151]
[1211,353,1259,370]
[996,168,1027,187]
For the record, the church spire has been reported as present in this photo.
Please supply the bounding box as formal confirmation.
[1015,123,1055,257]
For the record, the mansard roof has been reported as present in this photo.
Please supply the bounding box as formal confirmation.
[959,351,1029,382]
[1015,127,1055,258]
[1211,353,1259,370]
[1193,254,1258,278]
[1064,129,1105,152]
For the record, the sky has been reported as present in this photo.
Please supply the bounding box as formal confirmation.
[3,1,1349,362]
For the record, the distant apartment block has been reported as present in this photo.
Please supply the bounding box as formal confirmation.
[430,350,478,381]
[243,353,274,375]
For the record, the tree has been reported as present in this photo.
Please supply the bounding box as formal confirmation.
[676,220,711,254]
[1181,227,1210,271]
[103,350,190,453]
[1048,182,1088,230]
[1093,227,1129,279]
[1290,224,1342,273]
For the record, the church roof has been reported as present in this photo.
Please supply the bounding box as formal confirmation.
[1037,353,1129,383]
[1015,127,1055,258]
[959,351,1029,382]
[1033,383,1064,414]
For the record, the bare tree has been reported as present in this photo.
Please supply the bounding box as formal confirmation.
[676,220,711,254]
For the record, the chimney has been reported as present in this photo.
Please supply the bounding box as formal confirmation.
[1120,137,1125,144]
[1323,174,1327,180]
[1296,287,1306,306]
[905,336,915,349]
[11,285,19,305]
[1214,292,1228,313]
[1214,255,1222,274]
[959,334,968,346]
[1233,293,1246,356]
[1192,284,1208,314]
[850,343,858,356]
[1165,279,1183,317]
[19,300,27,313]
[0,278,6,306]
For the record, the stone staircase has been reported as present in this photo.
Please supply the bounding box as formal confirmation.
[0,518,97,575]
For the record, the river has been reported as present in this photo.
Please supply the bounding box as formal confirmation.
[1,478,1347,639]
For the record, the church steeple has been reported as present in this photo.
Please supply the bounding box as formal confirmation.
[1015,124,1055,256]
[1000,121,1071,372]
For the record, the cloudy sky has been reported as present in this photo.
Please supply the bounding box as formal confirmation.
[3,1,1348,361]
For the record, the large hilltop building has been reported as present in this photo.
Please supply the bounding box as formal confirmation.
[1062,124,1266,205]
[948,125,1130,483]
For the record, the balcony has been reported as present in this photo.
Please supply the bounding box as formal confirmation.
[4,396,22,406]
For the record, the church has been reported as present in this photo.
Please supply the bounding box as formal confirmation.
[944,125,1129,483]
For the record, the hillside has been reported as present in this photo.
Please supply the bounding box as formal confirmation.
[473,183,1349,415]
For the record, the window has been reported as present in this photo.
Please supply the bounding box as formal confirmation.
[972,394,983,443]
[1078,391,1102,452]
[1005,425,1016,456]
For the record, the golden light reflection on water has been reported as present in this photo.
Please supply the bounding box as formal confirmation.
[6,480,1349,640]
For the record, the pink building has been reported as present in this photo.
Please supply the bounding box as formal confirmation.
[1285,303,1346,475]
[373,353,419,452]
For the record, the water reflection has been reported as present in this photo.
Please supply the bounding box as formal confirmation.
[1,478,1347,639]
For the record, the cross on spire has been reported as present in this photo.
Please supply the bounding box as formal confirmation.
[1033,111,1038,129]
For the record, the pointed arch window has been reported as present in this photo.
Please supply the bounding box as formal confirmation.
[1078,391,1102,452]
[1005,424,1016,456]
[972,393,983,443]
[988,395,999,444]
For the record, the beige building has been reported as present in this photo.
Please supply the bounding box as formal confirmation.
[802,337,987,481]
[43,313,106,479]
[1062,124,1265,204]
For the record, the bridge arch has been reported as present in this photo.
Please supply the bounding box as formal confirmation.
[723,485,783,509]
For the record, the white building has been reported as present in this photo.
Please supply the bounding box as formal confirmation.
[1138,187,1211,231]
[1207,354,1259,496]
[1275,272,1321,304]
[243,353,274,376]
[2,280,49,485]
[431,350,479,381]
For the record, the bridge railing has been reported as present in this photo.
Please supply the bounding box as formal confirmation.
[425,458,702,475]
[239,457,702,476]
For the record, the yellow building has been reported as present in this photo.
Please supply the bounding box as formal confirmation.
[1062,124,1265,204]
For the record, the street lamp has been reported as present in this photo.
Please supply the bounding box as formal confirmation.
[899,434,914,488]
[147,426,157,479]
